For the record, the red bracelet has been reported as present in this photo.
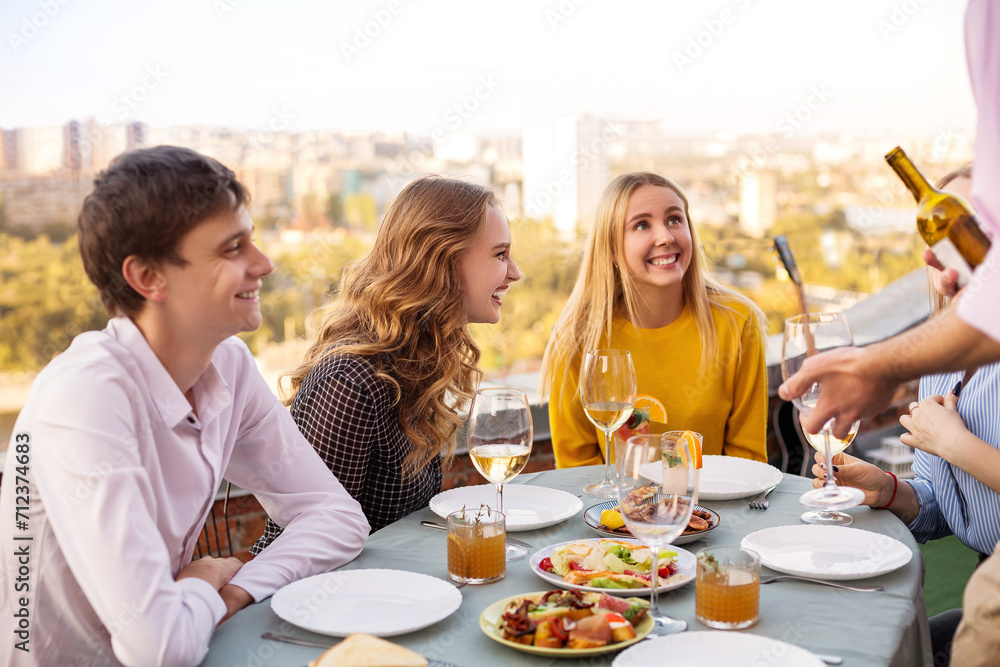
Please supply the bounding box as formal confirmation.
[876,471,898,509]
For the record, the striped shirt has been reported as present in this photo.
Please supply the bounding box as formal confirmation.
[907,362,1000,555]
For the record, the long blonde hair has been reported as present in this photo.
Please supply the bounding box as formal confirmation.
[284,176,496,475]
[540,171,765,396]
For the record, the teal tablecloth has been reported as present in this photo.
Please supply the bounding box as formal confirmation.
[200,466,932,667]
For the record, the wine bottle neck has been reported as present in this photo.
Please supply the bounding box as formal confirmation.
[886,147,933,203]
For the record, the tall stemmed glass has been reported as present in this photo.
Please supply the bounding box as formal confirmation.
[467,387,533,560]
[782,313,865,526]
[618,433,698,635]
[580,349,637,498]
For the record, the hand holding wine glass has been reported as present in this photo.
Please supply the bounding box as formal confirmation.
[580,349,637,498]
[618,433,698,634]
[467,387,533,560]
[782,313,865,526]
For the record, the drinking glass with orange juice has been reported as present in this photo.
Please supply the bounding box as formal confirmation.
[695,547,760,629]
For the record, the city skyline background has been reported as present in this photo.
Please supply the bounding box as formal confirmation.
[1,0,977,135]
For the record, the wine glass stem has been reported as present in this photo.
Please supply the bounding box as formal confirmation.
[496,483,504,514]
[822,426,837,490]
[602,431,615,484]
[649,551,661,616]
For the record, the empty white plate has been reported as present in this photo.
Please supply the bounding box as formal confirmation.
[741,525,912,581]
[612,632,824,667]
[429,484,583,531]
[640,455,783,500]
[270,569,462,637]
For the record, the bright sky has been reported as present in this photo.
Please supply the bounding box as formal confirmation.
[0,0,976,135]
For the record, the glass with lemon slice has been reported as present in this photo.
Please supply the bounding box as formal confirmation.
[613,394,669,470]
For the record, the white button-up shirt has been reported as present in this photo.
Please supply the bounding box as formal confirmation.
[0,317,369,667]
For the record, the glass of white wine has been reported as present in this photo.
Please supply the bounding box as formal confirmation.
[580,349,637,498]
[467,387,533,560]
[782,313,865,526]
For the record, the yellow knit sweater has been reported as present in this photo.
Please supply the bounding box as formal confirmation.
[548,301,768,468]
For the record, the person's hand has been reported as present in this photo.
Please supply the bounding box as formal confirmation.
[218,584,254,624]
[811,451,895,507]
[923,248,960,299]
[899,391,967,460]
[175,556,244,591]
[778,347,898,439]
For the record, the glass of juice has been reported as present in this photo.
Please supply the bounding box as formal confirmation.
[446,508,505,584]
[695,546,760,629]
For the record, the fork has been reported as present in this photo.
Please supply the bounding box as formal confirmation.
[760,575,882,592]
[748,487,774,510]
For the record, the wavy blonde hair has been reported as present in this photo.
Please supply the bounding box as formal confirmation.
[284,176,497,475]
[540,171,765,396]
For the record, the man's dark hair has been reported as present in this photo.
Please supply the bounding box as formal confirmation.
[77,145,250,317]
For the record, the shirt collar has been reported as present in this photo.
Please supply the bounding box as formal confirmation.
[106,317,232,428]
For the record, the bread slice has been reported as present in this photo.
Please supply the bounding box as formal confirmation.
[309,633,428,667]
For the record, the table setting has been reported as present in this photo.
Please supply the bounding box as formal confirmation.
[203,456,931,667]
[201,339,932,667]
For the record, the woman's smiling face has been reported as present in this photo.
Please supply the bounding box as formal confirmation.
[620,184,692,299]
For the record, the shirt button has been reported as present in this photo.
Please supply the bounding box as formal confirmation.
[187,416,196,424]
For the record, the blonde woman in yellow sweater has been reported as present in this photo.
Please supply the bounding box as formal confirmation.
[540,172,768,468]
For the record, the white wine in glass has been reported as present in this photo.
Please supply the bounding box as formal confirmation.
[782,313,865,526]
[580,349,637,498]
[618,433,697,635]
[467,387,533,560]
[799,413,859,457]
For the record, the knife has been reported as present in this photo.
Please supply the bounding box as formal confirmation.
[419,520,534,550]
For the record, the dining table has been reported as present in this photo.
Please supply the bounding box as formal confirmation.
[200,464,933,667]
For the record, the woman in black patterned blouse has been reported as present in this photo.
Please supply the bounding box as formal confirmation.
[252,176,521,543]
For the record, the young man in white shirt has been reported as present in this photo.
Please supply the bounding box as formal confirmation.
[0,146,370,666]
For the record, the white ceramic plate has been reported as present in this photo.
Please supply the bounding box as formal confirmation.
[639,455,783,500]
[270,569,462,637]
[429,484,583,532]
[612,632,824,667]
[741,525,913,581]
[529,537,695,595]
[479,591,653,658]
[582,500,721,545]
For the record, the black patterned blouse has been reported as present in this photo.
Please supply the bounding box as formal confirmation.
[251,354,442,551]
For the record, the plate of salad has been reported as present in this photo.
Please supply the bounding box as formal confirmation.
[530,538,696,596]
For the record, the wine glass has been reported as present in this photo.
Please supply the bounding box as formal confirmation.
[782,313,865,526]
[618,433,698,635]
[467,387,533,560]
[580,349,637,498]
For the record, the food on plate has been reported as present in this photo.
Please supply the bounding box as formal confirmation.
[597,505,714,536]
[600,508,626,530]
[308,633,427,667]
[497,589,649,649]
[538,539,680,589]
